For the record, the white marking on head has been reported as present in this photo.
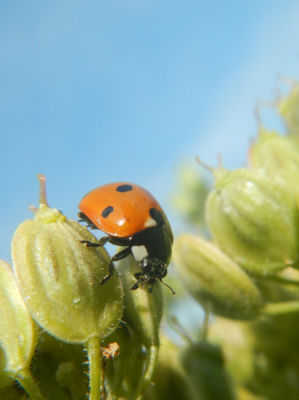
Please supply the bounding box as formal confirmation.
[144,217,157,228]
[131,245,149,262]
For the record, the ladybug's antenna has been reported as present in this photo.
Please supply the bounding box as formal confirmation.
[161,279,176,295]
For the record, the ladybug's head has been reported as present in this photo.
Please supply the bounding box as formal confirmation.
[130,257,175,294]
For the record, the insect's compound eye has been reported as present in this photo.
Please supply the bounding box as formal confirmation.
[157,262,167,278]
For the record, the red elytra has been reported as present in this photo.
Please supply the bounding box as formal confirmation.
[78,182,167,238]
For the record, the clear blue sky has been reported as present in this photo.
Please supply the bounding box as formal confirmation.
[1,1,299,262]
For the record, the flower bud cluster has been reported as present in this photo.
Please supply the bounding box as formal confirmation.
[1,175,164,399]
[170,80,299,400]
[173,81,299,322]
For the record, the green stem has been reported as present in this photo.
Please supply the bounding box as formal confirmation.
[262,300,299,315]
[200,306,211,342]
[16,369,46,400]
[87,336,104,400]
[259,275,299,287]
[131,345,159,400]
[168,316,194,344]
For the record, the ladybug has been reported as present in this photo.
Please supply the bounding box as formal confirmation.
[78,182,175,294]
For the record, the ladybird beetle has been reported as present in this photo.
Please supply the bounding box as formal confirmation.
[78,182,175,294]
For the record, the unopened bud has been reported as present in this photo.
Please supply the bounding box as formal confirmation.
[117,254,163,347]
[173,235,263,319]
[173,162,209,226]
[103,323,144,399]
[209,318,255,386]
[143,336,191,400]
[182,342,235,400]
[116,255,164,399]
[12,175,123,344]
[206,168,299,275]
[0,260,37,388]
[249,128,299,207]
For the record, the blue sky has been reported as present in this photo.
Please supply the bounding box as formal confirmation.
[1,1,299,262]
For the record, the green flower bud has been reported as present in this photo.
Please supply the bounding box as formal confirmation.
[0,385,26,400]
[236,387,266,400]
[0,260,37,388]
[181,342,235,400]
[173,235,263,319]
[249,128,299,207]
[118,254,163,347]
[12,175,123,344]
[32,332,88,400]
[250,300,299,364]
[209,318,255,386]
[144,336,193,400]
[143,336,193,400]
[206,168,299,275]
[173,162,209,227]
[115,254,164,399]
[277,82,299,135]
[103,323,145,399]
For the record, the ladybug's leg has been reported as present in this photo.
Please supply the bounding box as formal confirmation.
[130,272,145,291]
[100,247,132,285]
[80,236,111,247]
[78,211,98,229]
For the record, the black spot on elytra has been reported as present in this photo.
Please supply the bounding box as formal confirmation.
[149,208,164,226]
[102,206,114,218]
[116,184,133,193]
